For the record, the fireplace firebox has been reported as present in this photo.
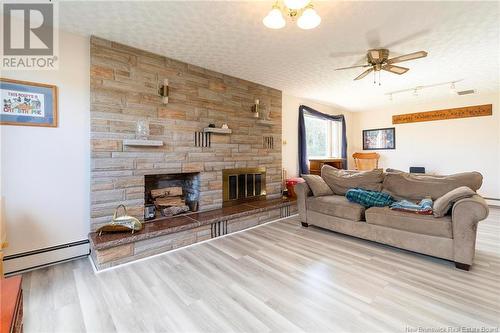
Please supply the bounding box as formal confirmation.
[144,173,200,220]
[222,167,266,206]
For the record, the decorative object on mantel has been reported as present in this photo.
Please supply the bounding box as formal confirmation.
[363,127,395,150]
[97,204,143,236]
[208,123,216,128]
[136,119,149,139]
[123,139,163,147]
[1,78,58,127]
[252,99,260,118]
[392,104,492,124]
[263,0,321,30]
[158,78,169,104]
[221,123,229,129]
[260,103,271,121]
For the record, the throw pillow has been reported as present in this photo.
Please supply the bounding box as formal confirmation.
[433,186,476,217]
[301,174,333,197]
[321,165,384,195]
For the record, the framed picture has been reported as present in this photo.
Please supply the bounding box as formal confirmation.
[1,78,58,127]
[363,127,395,150]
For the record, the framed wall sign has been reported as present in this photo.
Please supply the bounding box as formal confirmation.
[1,78,58,127]
[363,127,395,150]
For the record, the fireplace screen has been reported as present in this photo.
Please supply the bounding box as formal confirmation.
[222,167,266,205]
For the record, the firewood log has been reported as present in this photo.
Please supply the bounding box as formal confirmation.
[161,205,189,217]
[151,186,183,198]
[155,196,185,207]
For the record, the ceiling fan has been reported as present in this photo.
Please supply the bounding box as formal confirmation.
[335,49,428,81]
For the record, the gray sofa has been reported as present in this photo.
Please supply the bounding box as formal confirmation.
[296,168,490,270]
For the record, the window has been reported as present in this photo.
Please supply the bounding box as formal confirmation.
[304,115,342,158]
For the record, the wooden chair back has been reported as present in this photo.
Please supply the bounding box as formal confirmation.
[352,152,380,171]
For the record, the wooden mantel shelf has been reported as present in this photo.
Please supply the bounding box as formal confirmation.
[123,139,164,147]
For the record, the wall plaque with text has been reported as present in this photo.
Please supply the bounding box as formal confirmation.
[392,104,492,124]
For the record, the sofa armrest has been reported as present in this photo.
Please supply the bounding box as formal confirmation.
[451,194,489,265]
[295,182,312,223]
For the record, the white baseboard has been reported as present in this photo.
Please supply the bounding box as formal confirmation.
[485,199,500,207]
[3,241,89,275]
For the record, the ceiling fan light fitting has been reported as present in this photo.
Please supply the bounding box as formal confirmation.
[297,7,321,29]
[263,7,286,29]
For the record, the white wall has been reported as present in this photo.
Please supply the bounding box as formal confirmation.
[351,92,500,199]
[282,94,355,177]
[0,30,90,269]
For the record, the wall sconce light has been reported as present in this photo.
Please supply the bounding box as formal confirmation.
[252,99,260,118]
[159,79,169,104]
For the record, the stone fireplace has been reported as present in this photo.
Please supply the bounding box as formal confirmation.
[89,36,283,232]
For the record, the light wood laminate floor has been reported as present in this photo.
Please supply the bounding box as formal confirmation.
[22,209,500,332]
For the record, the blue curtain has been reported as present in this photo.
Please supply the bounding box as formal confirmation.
[298,105,348,174]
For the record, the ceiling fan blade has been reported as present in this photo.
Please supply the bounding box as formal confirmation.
[382,64,409,75]
[354,68,374,80]
[386,51,428,64]
[335,64,370,71]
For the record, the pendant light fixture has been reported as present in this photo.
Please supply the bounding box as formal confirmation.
[263,1,321,30]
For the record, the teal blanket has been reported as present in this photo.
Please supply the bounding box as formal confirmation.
[345,188,395,208]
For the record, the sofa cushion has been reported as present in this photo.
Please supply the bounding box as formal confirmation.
[301,174,333,197]
[365,206,452,238]
[307,195,365,221]
[321,165,384,195]
[433,186,476,217]
[382,172,482,201]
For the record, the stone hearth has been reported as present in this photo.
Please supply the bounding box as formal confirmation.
[89,198,296,270]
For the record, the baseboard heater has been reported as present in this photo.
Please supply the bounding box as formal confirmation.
[3,240,89,275]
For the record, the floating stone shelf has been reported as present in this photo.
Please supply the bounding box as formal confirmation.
[256,119,273,126]
[203,128,232,134]
[123,139,164,147]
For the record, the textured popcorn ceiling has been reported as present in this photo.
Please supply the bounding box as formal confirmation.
[59,1,499,112]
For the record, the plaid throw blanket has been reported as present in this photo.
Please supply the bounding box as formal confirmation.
[346,188,395,208]
[390,198,433,215]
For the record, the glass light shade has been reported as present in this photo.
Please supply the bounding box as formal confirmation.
[263,8,286,29]
[297,8,321,29]
[283,0,310,10]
